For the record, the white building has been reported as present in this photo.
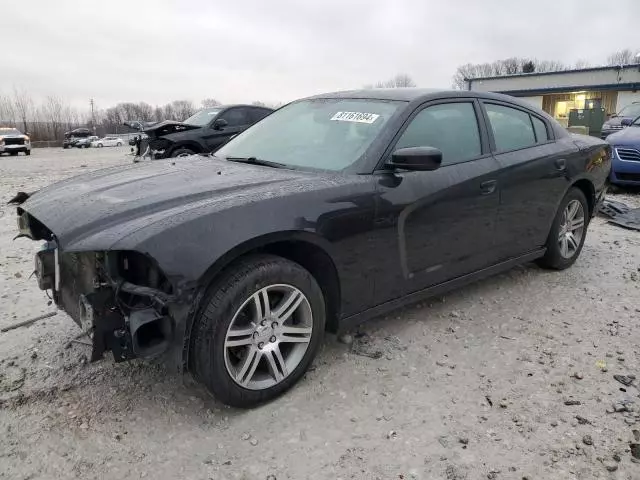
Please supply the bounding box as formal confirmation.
[467,64,640,127]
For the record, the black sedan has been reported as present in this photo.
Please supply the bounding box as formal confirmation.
[13,89,611,407]
[137,104,273,159]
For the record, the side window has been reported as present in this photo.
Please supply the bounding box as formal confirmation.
[249,108,271,123]
[531,115,549,143]
[219,108,249,127]
[395,102,481,166]
[485,103,536,152]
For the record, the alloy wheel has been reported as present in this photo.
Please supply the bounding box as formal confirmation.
[558,199,585,259]
[224,284,313,390]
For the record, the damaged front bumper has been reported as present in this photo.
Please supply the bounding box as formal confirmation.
[35,244,179,363]
[16,206,190,365]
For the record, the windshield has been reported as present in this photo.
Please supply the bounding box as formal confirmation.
[0,128,21,136]
[183,108,221,126]
[618,103,640,118]
[216,98,401,171]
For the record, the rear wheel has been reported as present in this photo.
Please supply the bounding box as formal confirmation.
[537,187,589,270]
[171,147,195,158]
[97,143,103,148]
[10,152,18,156]
[25,150,30,156]
[116,142,122,147]
[191,255,325,408]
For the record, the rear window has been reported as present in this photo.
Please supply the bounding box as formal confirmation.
[485,103,536,151]
[531,116,549,142]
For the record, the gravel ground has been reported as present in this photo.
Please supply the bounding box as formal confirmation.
[1,147,639,480]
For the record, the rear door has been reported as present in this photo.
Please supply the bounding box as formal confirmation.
[372,99,503,303]
[481,101,578,259]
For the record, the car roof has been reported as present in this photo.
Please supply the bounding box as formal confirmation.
[303,88,537,107]
[217,104,274,110]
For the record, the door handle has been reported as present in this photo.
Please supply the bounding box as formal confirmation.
[480,180,497,195]
[555,158,566,171]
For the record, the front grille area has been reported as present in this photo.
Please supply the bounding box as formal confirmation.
[4,138,25,146]
[616,148,640,162]
[616,173,640,182]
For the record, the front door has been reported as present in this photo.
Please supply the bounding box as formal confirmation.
[372,99,502,304]
[203,107,251,152]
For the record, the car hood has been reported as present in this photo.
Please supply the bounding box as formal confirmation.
[606,126,640,147]
[142,120,202,137]
[19,157,310,250]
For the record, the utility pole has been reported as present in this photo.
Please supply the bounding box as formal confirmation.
[89,98,96,133]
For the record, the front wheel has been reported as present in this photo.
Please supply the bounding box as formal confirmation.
[25,150,30,156]
[190,255,325,408]
[116,142,122,147]
[97,143,103,148]
[537,187,589,270]
[171,147,195,158]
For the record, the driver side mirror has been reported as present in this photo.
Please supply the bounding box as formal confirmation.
[388,146,442,171]
[212,118,228,130]
[621,118,633,127]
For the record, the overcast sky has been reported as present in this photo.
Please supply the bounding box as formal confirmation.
[2,0,639,111]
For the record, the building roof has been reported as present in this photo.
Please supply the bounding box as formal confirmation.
[467,63,640,82]
[468,64,640,95]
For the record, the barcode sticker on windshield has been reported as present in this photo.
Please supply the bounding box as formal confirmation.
[330,112,380,124]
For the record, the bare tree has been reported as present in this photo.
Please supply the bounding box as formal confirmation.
[13,88,33,134]
[163,103,175,120]
[574,59,590,69]
[502,58,519,75]
[368,73,417,89]
[136,102,154,121]
[43,95,65,140]
[606,49,636,66]
[153,106,164,122]
[171,100,196,120]
[452,57,568,89]
[201,98,221,108]
[0,93,16,126]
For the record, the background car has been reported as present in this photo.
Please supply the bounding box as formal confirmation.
[14,89,610,407]
[0,127,31,156]
[62,128,92,148]
[140,104,273,159]
[601,102,640,139]
[606,115,640,186]
[92,136,124,148]
[75,136,98,148]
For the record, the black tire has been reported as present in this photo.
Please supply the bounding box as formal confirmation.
[25,150,30,156]
[97,143,103,148]
[116,142,122,147]
[10,152,18,156]
[537,187,589,270]
[171,147,195,158]
[190,254,325,408]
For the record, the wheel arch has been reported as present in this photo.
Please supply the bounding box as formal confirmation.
[570,177,596,216]
[194,232,342,334]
